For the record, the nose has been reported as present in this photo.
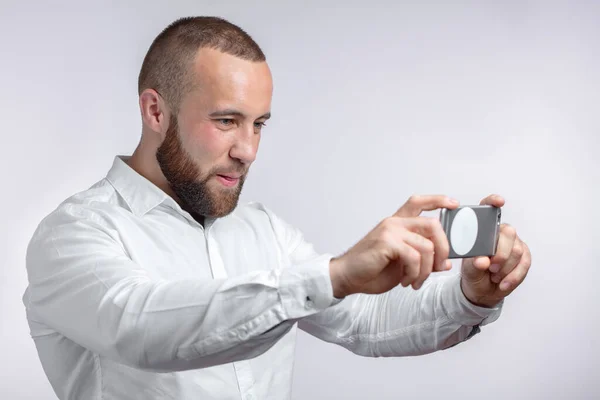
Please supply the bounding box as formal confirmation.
[229,124,260,165]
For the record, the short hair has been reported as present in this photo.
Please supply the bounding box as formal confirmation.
[137,16,266,113]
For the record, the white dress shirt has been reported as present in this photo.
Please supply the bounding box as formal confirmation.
[23,155,502,400]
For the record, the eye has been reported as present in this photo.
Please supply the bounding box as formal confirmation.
[217,119,234,127]
[254,121,267,130]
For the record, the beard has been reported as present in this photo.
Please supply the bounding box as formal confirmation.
[156,116,246,219]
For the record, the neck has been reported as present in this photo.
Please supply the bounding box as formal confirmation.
[189,211,205,227]
[126,137,180,203]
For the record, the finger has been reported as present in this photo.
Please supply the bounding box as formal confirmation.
[463,256,491,275]
[378,260,406,293]
[460,255,491,285]
[445,259,453,270]
[399,217,449,271]
[400,230,434,289]
[395,241,421,287]
[488,224,517,274]
[497,245,531,292]
[479,194,505,208]
[394,194,459,218]
[473,256,491,270]
[491,237,525,284]
[361,259,406,295]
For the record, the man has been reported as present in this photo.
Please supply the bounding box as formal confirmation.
[23,16,531,400]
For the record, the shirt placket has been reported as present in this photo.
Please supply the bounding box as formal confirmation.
[204,224,257,400]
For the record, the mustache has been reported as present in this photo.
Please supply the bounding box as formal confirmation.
[211,167,247,177]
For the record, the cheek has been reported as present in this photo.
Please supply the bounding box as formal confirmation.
[184,123,230,161]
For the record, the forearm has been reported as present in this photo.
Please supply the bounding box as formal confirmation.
[299,273,503,357]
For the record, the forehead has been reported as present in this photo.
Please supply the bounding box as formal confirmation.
[184,47,272,115]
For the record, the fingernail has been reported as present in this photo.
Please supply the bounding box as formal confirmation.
[449,198,459,205]
[489,264,501,273]
[446,260,453,270]
[491,274,501,283]
[500,281,511,291]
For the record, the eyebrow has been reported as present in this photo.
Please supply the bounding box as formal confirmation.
[209,109,271,120]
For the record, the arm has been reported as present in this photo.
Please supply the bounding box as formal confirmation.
[24,204,336,372]
[264,203,502,357]
[298,273,502,357]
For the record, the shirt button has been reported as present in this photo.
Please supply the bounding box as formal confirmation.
[305,296,314,309]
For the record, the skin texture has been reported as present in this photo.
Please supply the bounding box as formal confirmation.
[330,194,532,308]
[127,47,531,307]
[128,47,272,221]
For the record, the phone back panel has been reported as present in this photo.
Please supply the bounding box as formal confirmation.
[440,205,501,259]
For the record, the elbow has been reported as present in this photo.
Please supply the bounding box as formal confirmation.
[104,329,184,373]
[94,306,182,372]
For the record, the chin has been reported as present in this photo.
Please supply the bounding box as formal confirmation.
[209,193,242,218]
[207,204,238,219]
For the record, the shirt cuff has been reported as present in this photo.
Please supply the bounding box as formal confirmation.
[279,253,337,319]
[441,273,503,327]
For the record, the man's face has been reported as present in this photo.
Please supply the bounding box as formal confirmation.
[156,48,272,219]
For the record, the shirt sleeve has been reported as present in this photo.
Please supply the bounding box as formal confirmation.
[23,203,337,372]
[265,207,503,357]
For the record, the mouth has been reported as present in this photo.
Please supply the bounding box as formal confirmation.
[216,174,241,187]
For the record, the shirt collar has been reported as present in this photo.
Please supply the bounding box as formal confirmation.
[106,155,171,216]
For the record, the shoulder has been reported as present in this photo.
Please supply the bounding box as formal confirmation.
[28,178,127,250]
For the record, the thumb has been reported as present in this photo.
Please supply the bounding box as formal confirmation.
[461,256,490,281]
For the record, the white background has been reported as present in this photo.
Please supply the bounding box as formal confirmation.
[1,1,599,399]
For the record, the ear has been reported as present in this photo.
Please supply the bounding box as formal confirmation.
[139,88,171,141]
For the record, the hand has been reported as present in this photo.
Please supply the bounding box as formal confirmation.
[329,195,459,298]
[460,194,532,308]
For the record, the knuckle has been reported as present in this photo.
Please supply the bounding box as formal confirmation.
[423,238,435,253]
[428,217,441,229]
[378,230,394,247]
[407,268,419,279]
[495,252,509,264]
[414,233,432,251]
[407,194,421,205]
[408,250,421,269]
[513,243,525,257]
[502,224,517,237]
[380,217,394,230]
[378,219,396,237]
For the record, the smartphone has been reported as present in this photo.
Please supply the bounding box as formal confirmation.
[439,205,501,259]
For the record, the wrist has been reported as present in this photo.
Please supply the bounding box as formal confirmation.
[329,257,352,298]
[460,277,500,309]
